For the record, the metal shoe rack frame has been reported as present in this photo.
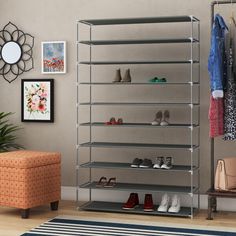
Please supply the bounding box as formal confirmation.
[76,16,200,218]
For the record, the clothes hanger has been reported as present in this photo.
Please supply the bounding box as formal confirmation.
[215,0,220,14]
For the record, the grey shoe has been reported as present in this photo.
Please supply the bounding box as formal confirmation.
[153,156,164,169]
[131,158,142,168]
[160,110,170,126]
[151,111,162,125]
[113,69,122,83]
[139,158,153,168]
[161,157,173,169]
[121,69,131,82]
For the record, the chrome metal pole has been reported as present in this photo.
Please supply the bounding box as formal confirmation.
[197,20,201,213]
[89,25,92,202]
[190,17,194,219]
[76,21,79,207]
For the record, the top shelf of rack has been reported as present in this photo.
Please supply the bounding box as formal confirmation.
[78,16,199,26]
[79,38,199,45]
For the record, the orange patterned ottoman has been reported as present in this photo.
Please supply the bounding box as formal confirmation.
[0,150,61,218]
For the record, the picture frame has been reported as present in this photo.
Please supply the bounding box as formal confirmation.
[41,41,66,74]
[21,79,54,122]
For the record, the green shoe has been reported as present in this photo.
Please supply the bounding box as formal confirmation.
[158,78,167,83]
[148,77,158,83]
[148,77,167,83]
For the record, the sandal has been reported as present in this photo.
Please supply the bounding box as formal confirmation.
[96,176,107,187]
[105,117,116,125]
[104,177,116,188]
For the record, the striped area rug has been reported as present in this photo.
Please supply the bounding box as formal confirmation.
[22,218,236,236]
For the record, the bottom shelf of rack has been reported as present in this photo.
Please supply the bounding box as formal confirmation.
[79,201,194,218]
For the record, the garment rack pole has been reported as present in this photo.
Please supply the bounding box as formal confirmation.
[211,0,236,25]
[210,0,236,190]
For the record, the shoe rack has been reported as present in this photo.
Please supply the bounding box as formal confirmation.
[76,16,200,218]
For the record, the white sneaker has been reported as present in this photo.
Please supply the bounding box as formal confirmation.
[157,194,170,212]
[151,120,159,125]
[168,194,180,213]
[153,157,164,169]
[160,120,169,126]
[161,157,173,170]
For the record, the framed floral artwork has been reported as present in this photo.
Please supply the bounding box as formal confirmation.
[21,79,54,122]
[41,41,66,74]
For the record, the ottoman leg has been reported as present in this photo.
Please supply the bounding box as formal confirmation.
[21,209,30,219]
[50,201,59,211]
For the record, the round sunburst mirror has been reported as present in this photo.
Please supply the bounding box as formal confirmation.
[0,22,34,83]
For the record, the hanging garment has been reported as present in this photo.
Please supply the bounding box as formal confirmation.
[224,20,236,140]
[208,14,228,98]
[209,96,224,138]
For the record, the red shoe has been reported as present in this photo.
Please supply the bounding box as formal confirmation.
[143,194,154,211]
[122,193,139,210]
[105,117,116,125]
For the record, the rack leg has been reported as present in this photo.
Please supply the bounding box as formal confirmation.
[212,197,217,213]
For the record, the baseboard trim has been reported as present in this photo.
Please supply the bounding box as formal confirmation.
[61,186,236,211]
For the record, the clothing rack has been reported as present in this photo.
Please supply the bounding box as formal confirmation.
[206,1,236,220]
[210,0,236,190]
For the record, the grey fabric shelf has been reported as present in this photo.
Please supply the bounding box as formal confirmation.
[79,38,199,45]
[80,181,197,194]
[78,16,199,25]
[79,82,200,85]
[79,142,198,150]
[79,102,199,106]
[79,60,199,65]
[80,162,197,172]
[80,122,199,128]
[80,201,193,218]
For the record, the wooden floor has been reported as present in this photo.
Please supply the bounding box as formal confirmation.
[0,201,236,236]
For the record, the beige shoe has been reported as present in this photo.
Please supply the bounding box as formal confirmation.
[121,69,131,82]
[113,69,122,83]
[151,111,162,125]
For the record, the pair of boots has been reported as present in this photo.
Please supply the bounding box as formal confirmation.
[113,69,131,83]
[158,194,180,213]
[122,193,154,212]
